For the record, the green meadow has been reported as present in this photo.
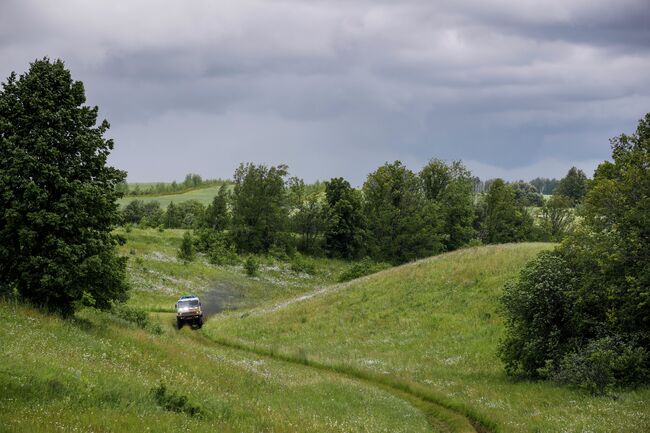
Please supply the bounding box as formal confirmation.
[205,243,650,433]
[2,229,649,432]
[0,302,434,433]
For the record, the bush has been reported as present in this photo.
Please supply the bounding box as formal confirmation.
[550,337,649,395]
[151,383,201,417]
[498,251,576,378]
[177,232,195,263]
[194,229,239,265]
[338,257,390,283]
[208,240,239,266]
[110,303,162,334]
[244,256,259,277]
[289,253,317,275]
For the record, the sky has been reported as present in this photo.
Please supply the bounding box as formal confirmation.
[1,0,649,185]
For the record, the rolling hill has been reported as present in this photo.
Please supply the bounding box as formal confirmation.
[205,243,650,433]
[0,303,436,433]
[117,185,224,208]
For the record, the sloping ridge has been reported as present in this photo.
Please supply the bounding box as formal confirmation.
[204,244,554,432]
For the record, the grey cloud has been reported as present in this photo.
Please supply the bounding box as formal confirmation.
[1,0,648,183]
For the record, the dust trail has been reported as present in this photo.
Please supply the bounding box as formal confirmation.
[199,281,243,317]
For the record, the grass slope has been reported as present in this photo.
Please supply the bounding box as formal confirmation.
[117,228,349,313]
[0,303,435,433]
[117,186,223,208]
[206,243,650,433]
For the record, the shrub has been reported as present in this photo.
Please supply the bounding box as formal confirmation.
[289,253,317,275]
[151,383,201,417]
[177,232,195,263]
[498,251,576,378]
[550,337,649,395]
[244,256,259,277]
[111,303,162,334]
[208,240,239,266]
[338,257,390,283]
[268,243,290,261]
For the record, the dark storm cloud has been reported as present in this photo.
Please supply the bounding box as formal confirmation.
[1,0,648,183]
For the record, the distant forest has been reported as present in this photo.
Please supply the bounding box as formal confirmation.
[120,172,561,197]
[120,160,587,265]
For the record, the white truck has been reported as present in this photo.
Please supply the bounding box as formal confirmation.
[175,295,204,329]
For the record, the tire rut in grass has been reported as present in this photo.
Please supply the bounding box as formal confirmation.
[192,332,491,433]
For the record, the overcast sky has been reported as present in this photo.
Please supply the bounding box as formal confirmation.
[1,0,649,184]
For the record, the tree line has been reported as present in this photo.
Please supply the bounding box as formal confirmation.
[122,160,588,265]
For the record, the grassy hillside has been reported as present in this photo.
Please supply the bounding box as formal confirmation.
[205,244,650,433]
[0,302,435,433]
[117,186,223,208]
[117,227,349,313]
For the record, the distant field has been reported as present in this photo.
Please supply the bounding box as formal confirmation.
[206,243,650,433]
[117,186,223,208]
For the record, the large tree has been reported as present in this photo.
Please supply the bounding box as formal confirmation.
[323,177,366,259]
[203,184,230,231]
[0,59,128,314]
[231,163,289,253]
[363,161,443,264]
[556,166,588,205]
[481,179,533,244]
[420,159,475,250]
[288,177,326,254]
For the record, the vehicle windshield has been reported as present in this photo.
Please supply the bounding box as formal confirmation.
[178,299,199,308]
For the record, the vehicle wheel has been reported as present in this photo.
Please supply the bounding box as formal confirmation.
[196,316,203,328]
[176,318,183,329]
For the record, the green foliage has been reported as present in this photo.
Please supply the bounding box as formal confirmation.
[499,251,576,378]
[288,177,326,255]
[551,336,649,395]
[324,178,366,259]
[539,194,574,241]
[151,383,201,417]
[530,177,559,195]
[0,58,128,315]
[338,257,390,282]
[289,253,317,275]
[122,199,164,227]
[207,235,239,266]
[500,113,650,391]
[510,181,544,207]
[363,161,443,264]
[165,200,206,229]
[231,163,289,253]
[183,173,203,189]
[420,160,476,250]
[556,166,588,205]
[244,256,259,277]
[480,179,534,244]
[123,175,228,197]
[203,184,230,230]
[177,231,195,263]
[110,302,162,334]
